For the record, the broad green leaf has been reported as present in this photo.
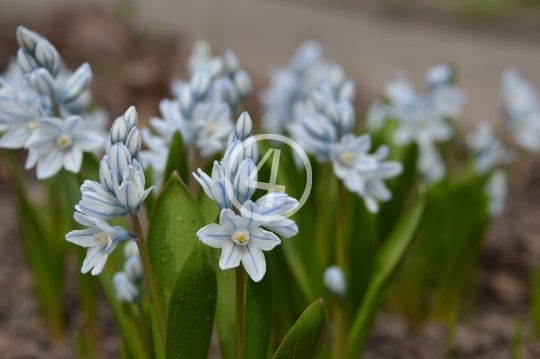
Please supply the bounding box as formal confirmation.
[213,249,236,359]
[346,196,424,358]
[243,254,274,359]
[166,242,217,359]
[148,173,206,315]
[163,131,188,186]
[273,299,328,359]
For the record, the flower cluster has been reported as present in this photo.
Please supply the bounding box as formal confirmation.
[140,40,252,188]
[368,65,465,183]
[113,241,143,303]
[194,112,299,282]
[500,68,540,152]
[288,64,402,213]
[260,40,353,134]
[0,26,108,179]
[466,120,513,174]
[66,106,153,275]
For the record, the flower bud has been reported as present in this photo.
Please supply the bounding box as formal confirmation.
[123,106,138,129]
[233,159,257,204]
[34,37,61,78]
[110,117,129,144]
[329,65,345,89]
[124,256,143,283]
[206,57,223,78]
[59,63,92,104]
[324,265,346,298]
[310,90,326,112]
[223,49,240,74]
[233,69,252,100]
[99,156,115,194]
[109,143,132,181]
[124,241,139,258]
[191,70,212,99]
[16,26,39,53]
[17,48,38,74]
[339,79,355,102]
[113,272,138,303]
[179,85,194,117]
[425,64,453,89]
[125,127,141,158]
[25,68,56,97]
[338,101,355,135]
[235,111,253,141]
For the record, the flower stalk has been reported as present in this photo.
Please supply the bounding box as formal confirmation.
[235,265,245,359]
[130,213,167,348]
[332,183,347,359]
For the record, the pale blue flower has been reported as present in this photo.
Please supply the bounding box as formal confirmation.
[113,159,154,215]
[324,266,346,298]
[66,212,130,275]
[425,64,454,89]
[466,120,513,174]
[197,202,282,282]
[24,115,103,179]
[124,256,143,283]
[17,26,61,78]
[485,169,508,217]
[417,141,446,184]
[501,68,540,152]
[330,135,402,213]
[260,40,336,134]
[113,272,139,302]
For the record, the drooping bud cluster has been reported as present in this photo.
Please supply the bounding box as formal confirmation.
[193,111,300,282]
[113,241,143,303]
[366,65,465,184]
[193,112,259,210]
[0,26,108,178]
[260,40,345,135]
[140,40,253,190]
[66,106,152,275]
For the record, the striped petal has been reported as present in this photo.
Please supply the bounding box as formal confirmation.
[241,243,266,282]
[65,228,100,247]
[262,219,298,238]
[197,223,231,248]
[219,241,242,270]
[63,147,83,173]
[36,147,63,179]
[249,227,281,250]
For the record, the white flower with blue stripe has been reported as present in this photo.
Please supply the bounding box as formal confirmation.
[24,115,103,179]
[65,213,130,275]
[197,202,284,282]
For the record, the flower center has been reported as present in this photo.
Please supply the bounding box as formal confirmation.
[231,230,250,245]
[57,134,73,149]
[25,120,37,132]
[94,232,109,245]
[206,123,214,132]
[340,152,354,166]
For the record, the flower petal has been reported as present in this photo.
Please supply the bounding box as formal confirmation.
[63,147,83,173]
[263,218,298,238]
[65,228,100,247]
[249,227,281,250]
[36,147,63,179]
[219,241,242,269]
[241,243,266,282]
[197,223,231,248]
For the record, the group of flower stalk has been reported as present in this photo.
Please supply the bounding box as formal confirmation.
[2,24,539,355]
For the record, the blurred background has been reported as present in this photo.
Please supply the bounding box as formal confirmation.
[1,0,540,358]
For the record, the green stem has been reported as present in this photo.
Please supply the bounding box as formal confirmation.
[236,265,245,359]
[130,213,167,349]
[332,183,347,359]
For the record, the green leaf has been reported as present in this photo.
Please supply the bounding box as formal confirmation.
[243,253,274,359]
[166,241,217,359]
[163,131,188,186]
[273,299,328,359]
[346,196,425,358]
[148,173,206,316]
[213,249,236,359]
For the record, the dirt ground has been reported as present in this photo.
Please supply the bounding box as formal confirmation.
[1,6,540,359]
